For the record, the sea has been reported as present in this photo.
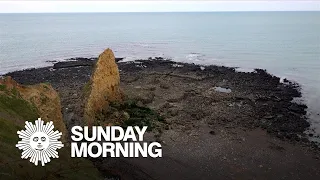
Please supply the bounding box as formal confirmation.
[0,12,319,138]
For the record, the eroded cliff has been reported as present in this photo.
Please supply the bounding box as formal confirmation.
[0,76,67,140]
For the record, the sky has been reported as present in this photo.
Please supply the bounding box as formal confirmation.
[0,1,319,13]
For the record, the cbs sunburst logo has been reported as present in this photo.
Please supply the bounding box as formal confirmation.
[16,118,64,166]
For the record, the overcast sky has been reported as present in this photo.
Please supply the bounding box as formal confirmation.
[0,1,319,13]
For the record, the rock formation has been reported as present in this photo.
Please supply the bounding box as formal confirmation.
[84,48,123,126]
[0,76,67,140]
[0,76,103,179]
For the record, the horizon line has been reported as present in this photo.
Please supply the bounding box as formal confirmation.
[1,10,319,14]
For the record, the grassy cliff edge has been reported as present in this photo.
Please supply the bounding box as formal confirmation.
[0,77,103,180]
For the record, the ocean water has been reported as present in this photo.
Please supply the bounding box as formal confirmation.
[0,12,319,137]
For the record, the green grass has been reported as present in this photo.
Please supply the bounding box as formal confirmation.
[11,87,18,96]
[0,84,6,91]
[0,94,38,121]
[42,82,51,89]
[82,82,92,97]
[106,100,165,131]
[0,118,20,144]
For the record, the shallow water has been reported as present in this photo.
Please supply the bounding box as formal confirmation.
[0,12,319,136]
[213,87,232,93]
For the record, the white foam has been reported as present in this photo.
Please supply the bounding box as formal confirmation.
[172,64,184,68]
[235,67,255,73]
[185,53,205,62]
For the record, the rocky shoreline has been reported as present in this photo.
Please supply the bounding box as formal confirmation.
[5,57,320,179]
[6,57,312,141]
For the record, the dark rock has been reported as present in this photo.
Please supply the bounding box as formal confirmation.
[53,58,94,69]
[288,104,307,115]
[52,57,123,69]
[301,137,309,143]
[137,92,155,104]
[264,115,274,119]
[161,102,175,109]
[155,57,164,60]
[160,82,170,89]
[168,108,179,117]
[115,58,124,62]
[45,60,58,63]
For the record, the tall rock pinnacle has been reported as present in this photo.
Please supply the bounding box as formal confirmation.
[84,48,123,126]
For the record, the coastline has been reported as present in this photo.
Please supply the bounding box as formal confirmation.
[4,57,314,141]
[4,57,320,179]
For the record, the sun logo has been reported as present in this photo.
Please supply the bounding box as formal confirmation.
[16,118,64,166]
